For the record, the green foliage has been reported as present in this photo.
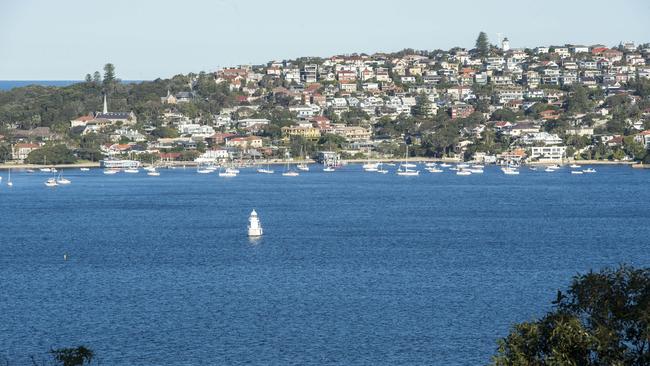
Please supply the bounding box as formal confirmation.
[25,144,77,164]
[0,142,11,162]
[475,32,490,57]
[492,265,650,365]
[151,127,179,139]
[50,346,94,366]
[491,109,518,122]
[566,85,593,114]
[103,63,116,89]
[318,133,346,150]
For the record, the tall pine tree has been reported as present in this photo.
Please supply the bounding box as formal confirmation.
[475,32,489,58]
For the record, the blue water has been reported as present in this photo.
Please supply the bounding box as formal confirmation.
[0,80,145,91]
[1,165,648,365]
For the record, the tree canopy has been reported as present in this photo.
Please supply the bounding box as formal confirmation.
[475,32,490,57]
[492,265,650,366]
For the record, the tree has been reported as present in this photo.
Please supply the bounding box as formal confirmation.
[92,71,101,84]
[50,346,94,366]
[492,265,650,365]
[103,63,116,88]
[412,92,432,118]
[566,85,592,114]
[475,32,490,57]
[84,74,92,83]
[25,144,77,164]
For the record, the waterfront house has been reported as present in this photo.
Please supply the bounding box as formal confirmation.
[11,143,40,161]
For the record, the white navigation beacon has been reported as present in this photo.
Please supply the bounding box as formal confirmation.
[248,209,263,237]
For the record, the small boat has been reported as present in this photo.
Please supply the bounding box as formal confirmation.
[80,167,90,171]
[51,168,58,173]
[39,168,52,173]
[570,164,582,169]
[25,169,35,173]
[440,163,451,167]
[547,164,560,170]
[544,167,556,172]
[44,178,58,187]
[397,169,419,176]
[502,167,520,175]
[457,163,470,168]
[225,167,239,175]
[583,168,596,173]
[529,167,538,171]
[56,174,71,185]
[363,164,379,172]
[218,170,237,178]
[426,167,443,173]
[471,164,485,169]
[123,168,139,174]
[297,163,310,171]
[103,169,119,175]
[377,168,389,174]
[7,168,13,187]
[397,145,419,176]
[282,170,300,177]
[468,168,484,174]
[197,169,212,174]
[456,169,472,176]
[323,165,336,172]
[425,162,437,168]
[571,170,584,175]
[147,169,160,176]
[257,168,274,174]
[248,209,263,237]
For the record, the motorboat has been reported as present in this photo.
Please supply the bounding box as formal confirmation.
[571,170,584,175]
[583,168,596,173]
[103,169,119,175]
[570,164,582,169]
[456,169,472,176]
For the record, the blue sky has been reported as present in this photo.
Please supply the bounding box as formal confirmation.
[1,0,648,80]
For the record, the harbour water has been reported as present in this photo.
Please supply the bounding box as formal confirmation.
[1,165,649,365]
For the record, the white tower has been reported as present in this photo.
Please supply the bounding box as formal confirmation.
[248,209,263,237]
[501,37,510,52]
[102,94,108,114]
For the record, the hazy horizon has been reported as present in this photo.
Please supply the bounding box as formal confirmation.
[1,0,648,80]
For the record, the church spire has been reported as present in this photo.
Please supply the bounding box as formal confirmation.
[103,93,108,114]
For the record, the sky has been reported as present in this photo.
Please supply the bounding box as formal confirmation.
[1,0,648,80]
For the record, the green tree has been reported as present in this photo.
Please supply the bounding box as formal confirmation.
[492,265,650,366]
[412,92,432,118]
[50,346,94,366]
[103,63,116,88]
[92,71,101,84]
[475,32,490,57]
[84,74,92,83]
[25,144,77,164]
[566,85,592,114]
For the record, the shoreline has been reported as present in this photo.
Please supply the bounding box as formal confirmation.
[0,158,641,170]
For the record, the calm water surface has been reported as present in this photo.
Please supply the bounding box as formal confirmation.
[1,165,648,365]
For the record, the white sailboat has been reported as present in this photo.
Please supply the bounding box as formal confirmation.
[56,171,71,185]
[218,165,238,177]
[103,169,119,175]
[282,153,299,176]
[7,168,13,187]
[147,168,160,176]
[248,209,263,237]
[80,167,90,171]
[257,160,274,174]
[397,145,419,176]
[362,147,379,172]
